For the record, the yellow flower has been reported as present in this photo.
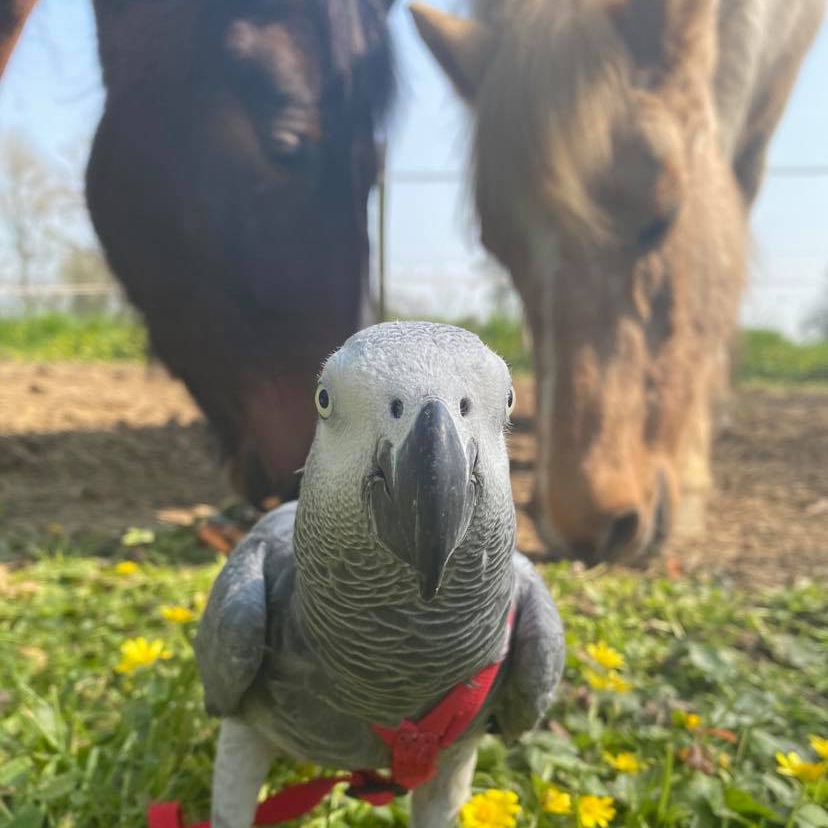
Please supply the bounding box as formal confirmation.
[810,735,828,760]
[578,795,616,828]
[684,713,702,731]
[584,669,610,691]
[543,786,572,815]
[603,752,641,773]
[719,752,732,770]
[587,641,625,670]
[116,637,172,674]
[459,789,521,828]
[605,672,632,694]
[161,606,195,623]
[584,669,631,693]
[114,561,139,575]
[775,751,827,782]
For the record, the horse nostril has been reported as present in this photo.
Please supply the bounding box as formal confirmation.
[606,510,640,553]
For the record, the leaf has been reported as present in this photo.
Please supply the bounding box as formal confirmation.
[678,744,716,775]
[1,805,44,828]
[37,771,80,801]
[121,527,155,547]
[0,756,31,787]
[761,773,798,807]
[752,729,796,759]
[687,643,736,679]
[796,805,828,828]
[724,787,784,823]
[196,525,233,554]
[707,727,740,744]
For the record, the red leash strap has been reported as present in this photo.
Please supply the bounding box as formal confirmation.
[372,660,502,788]
[147,772,399,828]
[148,611,514,826]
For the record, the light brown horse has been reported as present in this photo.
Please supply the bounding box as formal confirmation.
[2,0,394,505]
[412,0,824,566]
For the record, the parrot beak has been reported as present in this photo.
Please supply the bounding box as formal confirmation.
[370,399,478,602]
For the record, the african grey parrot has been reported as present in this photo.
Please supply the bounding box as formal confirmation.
[195,321,565,828]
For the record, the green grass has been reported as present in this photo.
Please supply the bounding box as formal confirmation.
[735,330,828,385]
[451,315,533,374]
[2,534,826,827]
[0,313,147,361]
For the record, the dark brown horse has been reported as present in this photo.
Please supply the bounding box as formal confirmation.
[413,0,823,566]
[0,0,37,77]
[3,0,393,504]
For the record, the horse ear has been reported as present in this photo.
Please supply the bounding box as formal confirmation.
[608,0,715,80]
[409,3,497,100]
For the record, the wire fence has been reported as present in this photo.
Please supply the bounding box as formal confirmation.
[1,166,826,333]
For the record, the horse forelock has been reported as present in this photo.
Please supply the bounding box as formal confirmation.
[475,0,631,249]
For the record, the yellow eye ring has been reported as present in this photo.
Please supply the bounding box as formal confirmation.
[315,386,332,419]
[506,386,516,416]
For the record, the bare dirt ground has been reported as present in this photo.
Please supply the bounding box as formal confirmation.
[1,363,826,586]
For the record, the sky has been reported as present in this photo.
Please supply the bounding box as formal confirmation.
[0,0,826,336]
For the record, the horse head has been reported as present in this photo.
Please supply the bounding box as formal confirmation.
[413,0,748,565]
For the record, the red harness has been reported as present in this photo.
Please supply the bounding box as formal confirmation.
[148,618,512,828]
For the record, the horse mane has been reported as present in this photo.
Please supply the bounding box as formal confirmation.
[319,0,395,122]
[473,0,634,244]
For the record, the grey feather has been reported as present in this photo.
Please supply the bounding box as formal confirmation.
[195,503,296,716]
[195,322,565,828]
[494,552,565,743]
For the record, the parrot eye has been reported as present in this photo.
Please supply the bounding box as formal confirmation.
[506,387,516,416]
[459,397,471,417]
[390,398,404,419]
[315,386,332,419]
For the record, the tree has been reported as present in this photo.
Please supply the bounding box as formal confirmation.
[0,133,77,313]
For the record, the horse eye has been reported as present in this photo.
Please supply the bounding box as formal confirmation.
[315,386,332,419]
[265,129,319,168]
[637,215,674,251]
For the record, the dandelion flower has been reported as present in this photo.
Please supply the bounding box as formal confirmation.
[684,713,701,731]
[587,641,625,669]
[603,752,641,773]
[775,751,826,782]
[810,735,828,760]
[459,789,521,828]
[543,786,572,815]
[114,561,139,575]
[161,606,195,623]
[116,637,172,674]
[578,795,616,828]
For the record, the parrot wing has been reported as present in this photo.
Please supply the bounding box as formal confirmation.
[195,502,297,717]
[495,551,565,743]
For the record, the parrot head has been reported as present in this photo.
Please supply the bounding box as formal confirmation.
[299,321,516,602]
